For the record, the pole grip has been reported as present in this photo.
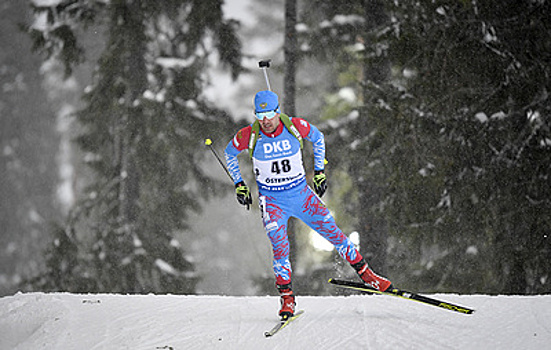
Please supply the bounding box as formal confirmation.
[259,59,272,91]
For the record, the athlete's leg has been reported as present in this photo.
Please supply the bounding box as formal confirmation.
[295,185,362,265]
[295,185,392,291]
[260,193,297,317]
[259,194,292,286]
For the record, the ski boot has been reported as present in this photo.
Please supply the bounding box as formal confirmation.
[277,283,295,320]
[352,259,392,292]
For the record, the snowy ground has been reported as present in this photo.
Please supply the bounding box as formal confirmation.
[1,291,550,350]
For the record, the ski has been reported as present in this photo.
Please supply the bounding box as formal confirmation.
[264,310,305,337]
[328,278,475,315]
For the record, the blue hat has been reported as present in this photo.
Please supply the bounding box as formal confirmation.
[254,90,280,113]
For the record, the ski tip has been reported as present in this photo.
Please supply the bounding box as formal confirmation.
[328,278,333,283]
[205,138,212,146]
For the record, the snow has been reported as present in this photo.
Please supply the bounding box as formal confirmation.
[474,112,488,123]
[31,0,63,6]
[338,87,356,103]
[155,57,196,69]
[332,14,364,26]
[1,292,550,349]
[490,111,507,120]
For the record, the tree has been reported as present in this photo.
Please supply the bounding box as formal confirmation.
[297,0,392,273]
[284,0,299,272]
[299,0,551,294]
[370,0,551,293]
[26,0,243,293]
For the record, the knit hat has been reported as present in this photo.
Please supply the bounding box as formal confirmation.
[254,90,280,113]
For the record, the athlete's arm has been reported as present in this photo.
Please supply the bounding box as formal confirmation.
[292,117,326,171]
[224,126,252,184]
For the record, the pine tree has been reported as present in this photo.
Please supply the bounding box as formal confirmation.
[298,0,392,273]
[27,0,243,293]
[378,0,551,294]
[299,0,551,294]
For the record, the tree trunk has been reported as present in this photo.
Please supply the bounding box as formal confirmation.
[119,0,146,230]
[284,0,298,267]
[359,0,390,273]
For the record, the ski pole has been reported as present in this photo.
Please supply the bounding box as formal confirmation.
[204,138,233,181]
[204,138,266,264]
[258,59,272,91]
[205,138,252,211]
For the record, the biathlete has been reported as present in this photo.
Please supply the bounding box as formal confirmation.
[224,90,392,320]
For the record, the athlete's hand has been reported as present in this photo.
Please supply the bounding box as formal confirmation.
[313,170,327,197]
[235,181,252,209]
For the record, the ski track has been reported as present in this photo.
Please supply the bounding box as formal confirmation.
[1,292,551,350]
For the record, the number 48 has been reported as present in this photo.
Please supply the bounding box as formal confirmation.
[271,159,291,174]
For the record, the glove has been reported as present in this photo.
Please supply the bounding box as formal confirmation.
[235,181,252,209]
[313,170,327,197]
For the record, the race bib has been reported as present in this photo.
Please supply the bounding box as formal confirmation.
[254,150,305,191]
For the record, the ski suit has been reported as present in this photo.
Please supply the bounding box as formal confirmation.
[224,116,363,285]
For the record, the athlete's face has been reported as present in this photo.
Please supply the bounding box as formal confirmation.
[259,113,280,134]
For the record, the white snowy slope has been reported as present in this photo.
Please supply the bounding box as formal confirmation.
[1,292,550,350]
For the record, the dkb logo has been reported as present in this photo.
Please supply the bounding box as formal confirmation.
[263,140,291,154]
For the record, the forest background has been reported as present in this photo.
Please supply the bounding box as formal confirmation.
[1,0,550,298]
